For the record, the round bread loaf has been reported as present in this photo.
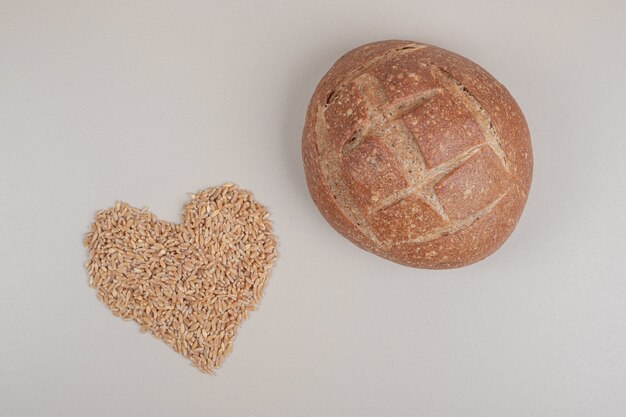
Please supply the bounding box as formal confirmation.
[301,40,532,269]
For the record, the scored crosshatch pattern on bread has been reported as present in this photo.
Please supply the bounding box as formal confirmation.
[303,40,532,268]
[317,47,510,244]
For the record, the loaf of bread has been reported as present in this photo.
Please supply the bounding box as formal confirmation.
[302,40,532,269]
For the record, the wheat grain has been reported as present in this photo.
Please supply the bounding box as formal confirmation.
[84,184,277,373]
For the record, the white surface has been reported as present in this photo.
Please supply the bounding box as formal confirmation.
[1,1,625,416]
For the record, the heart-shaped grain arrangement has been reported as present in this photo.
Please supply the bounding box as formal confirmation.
[84,184,277,373]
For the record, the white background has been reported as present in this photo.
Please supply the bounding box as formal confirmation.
[1,1,625,416]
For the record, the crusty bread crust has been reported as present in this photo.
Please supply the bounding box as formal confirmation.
[302,40,532,269]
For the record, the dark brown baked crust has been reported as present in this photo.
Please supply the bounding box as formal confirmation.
[302,40,532,269]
